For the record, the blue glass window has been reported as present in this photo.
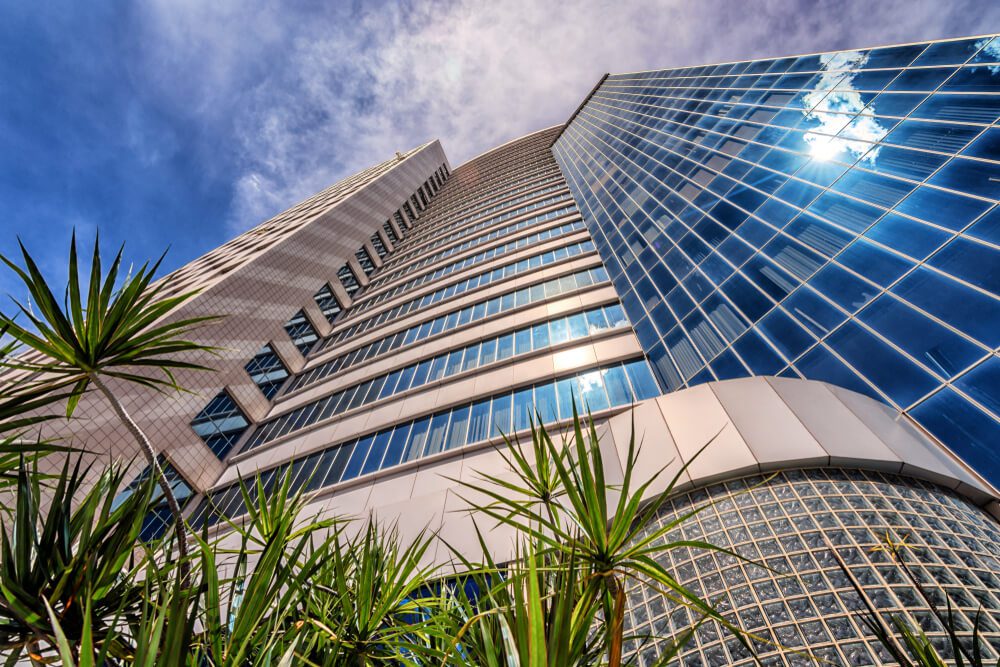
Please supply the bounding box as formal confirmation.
[513,387,534,432]
[825,321,939,408]
[445,406,470,450]
[491,393,512,435]
[404,417,431,462]
[424,413,450,456]
[191,391,250,459]
[466,399,492,444]
[342,435,374,480]
[911,388,1000,486]
[382,424,411,469]
[361,431,392,475]
[244,344,289,400]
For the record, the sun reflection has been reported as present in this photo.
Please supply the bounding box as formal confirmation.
[801,50,888,164]
[808,137,842,162]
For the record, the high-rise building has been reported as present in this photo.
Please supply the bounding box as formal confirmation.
[552,34,1000,487]
[20,34,1000,666]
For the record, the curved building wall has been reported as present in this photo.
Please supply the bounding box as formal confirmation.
[624,468,1000,666]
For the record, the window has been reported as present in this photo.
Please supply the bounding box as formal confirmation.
[314,284,342,323]
[284,311,319,355]
[197,359,661,527]
[115,455,193,541]
[338,264,361,298]
[191,391,250,458]
[244,344,289,399]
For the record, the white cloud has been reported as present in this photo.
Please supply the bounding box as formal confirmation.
[129,0,999,233]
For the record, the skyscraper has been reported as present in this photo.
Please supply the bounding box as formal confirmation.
[552,34,1000,487]
[22,34,1000,666]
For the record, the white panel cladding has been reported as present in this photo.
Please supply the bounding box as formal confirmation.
[285,377,998,568]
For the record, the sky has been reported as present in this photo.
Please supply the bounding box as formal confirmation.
[1,0,997,306]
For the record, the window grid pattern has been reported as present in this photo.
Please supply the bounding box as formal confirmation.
[190,391,250,459]
[389,172,566,251]
[405,134,552,226]
[397,165,562,242]
[314,284,342,324]
[371,232,389,259]
[355,246,376,275]
[284,310,319,355]
[285,299,626,399]
[623,468,1000,666]
[116,455,194,542]
[386,191,574,267]
[394,210,409,230]
[248,302,628,451]
[152,153,440,299]
[337,264,361,298]
[397,183,569,252]
[244,344,290,400]
[310,265,609,365]
[552,36,1000,485]
[383,220,400,244]
[365,204,578,291]
[352,219,586,313]
[402,201,416,222]
[319,240,597,351]
[400,162,558,233]
[194,358,661,527]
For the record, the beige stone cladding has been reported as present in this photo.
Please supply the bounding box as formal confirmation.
[27,141,449,493]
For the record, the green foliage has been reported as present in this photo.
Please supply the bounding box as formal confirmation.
[0,233,219,413]
[448,403,761,666]
[0,232,223,574]
[0,456,156,664]
[0,405,767,666]
[844,533,999,667]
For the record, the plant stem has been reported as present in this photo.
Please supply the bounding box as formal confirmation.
[608,574,625,667]
[89,373,191,585]
[27,637,45,666]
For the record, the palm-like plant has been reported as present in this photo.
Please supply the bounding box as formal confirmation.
[296,520,438,664]
[0,330,78,500]
[452,404,762,666]
[842,533,1000,667]
[0,456,159,665]
[0,233,219,567]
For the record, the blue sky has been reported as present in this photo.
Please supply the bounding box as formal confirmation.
[1,0,997,306]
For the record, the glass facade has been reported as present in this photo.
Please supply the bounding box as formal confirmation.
[244,303,631,450]
[553,36,1000,485]
[114,455,194,542]
[319,239,597,346]
[623,468,1000,666]
[190,390,250,458]
[192,358,661,527]
[283,309,319,355]
[244,344,290,400]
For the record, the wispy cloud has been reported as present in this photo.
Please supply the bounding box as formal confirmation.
[6,0,997,263]
[124,0,998,234]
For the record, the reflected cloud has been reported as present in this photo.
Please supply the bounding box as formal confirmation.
[975,37,1000,74]
[801,50,889,164]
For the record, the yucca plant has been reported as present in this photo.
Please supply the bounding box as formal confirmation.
[184,472,338,665]
[843,532,1000,667]
[36,469,343,666]
[449,404,764,666]
[0,233,219,568]
[294,520,439,665]
[0,456,160,665]
[0,330,78,501]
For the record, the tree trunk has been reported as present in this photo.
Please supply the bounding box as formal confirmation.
[607,574,626,667]
[89,374,191,584]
